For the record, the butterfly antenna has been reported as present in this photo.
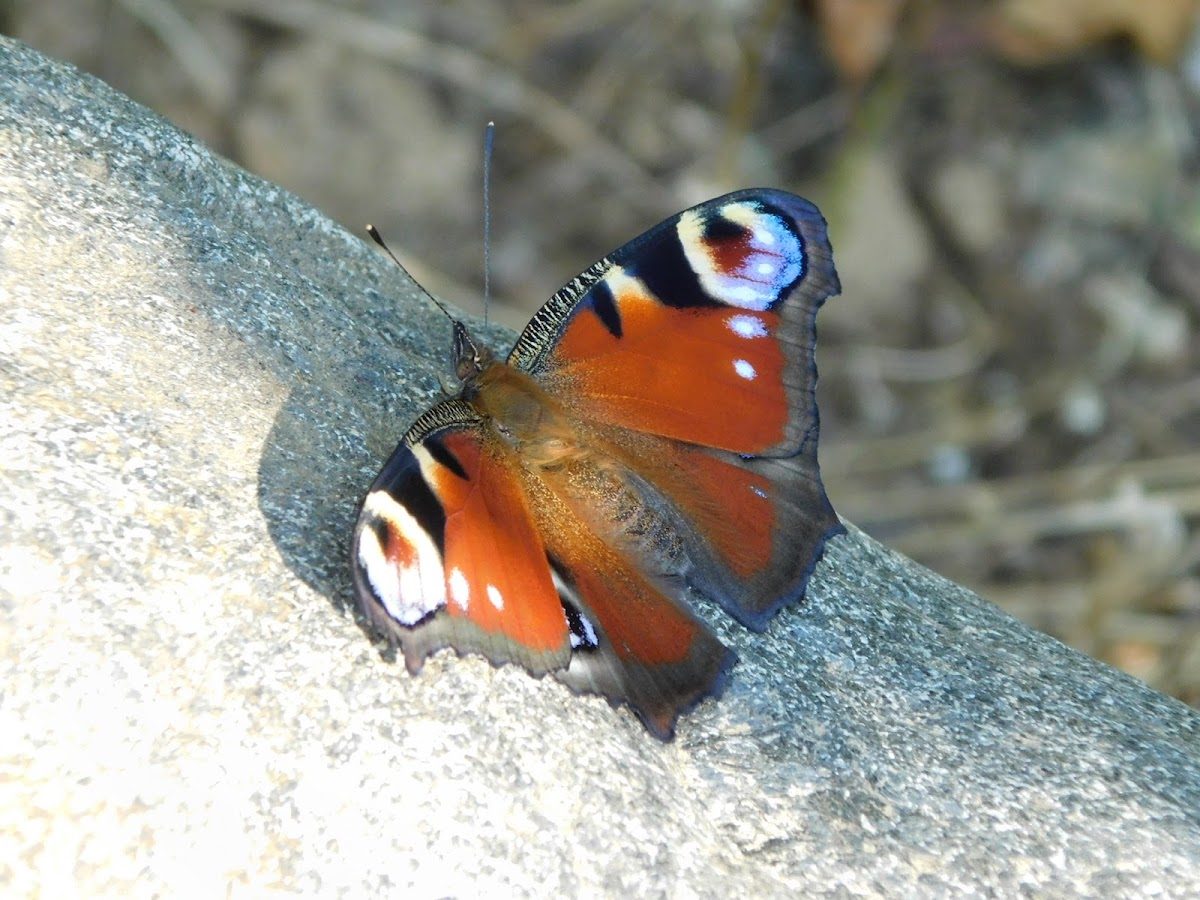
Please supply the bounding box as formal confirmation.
[482,120,495,326]
[365,224,456,324]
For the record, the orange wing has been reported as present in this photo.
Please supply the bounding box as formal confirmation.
[508,189,844,627]
[509,189,838,456]
[352,400,733,737]
[352,400,571,675]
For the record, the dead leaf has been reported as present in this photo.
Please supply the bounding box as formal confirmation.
[988,0,1200,65]
[815,0,910,82]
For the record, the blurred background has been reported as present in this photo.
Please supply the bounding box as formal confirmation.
[7,0,1199,705]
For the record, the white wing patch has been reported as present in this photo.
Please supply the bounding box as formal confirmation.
[449,567,470,611]
[677,202,804,311]
[570,612,598,649]
[733,359,757,380]
[552,569,600,650]
[486,584,505,610]
[358,490,447,624]
[727,314,769,339]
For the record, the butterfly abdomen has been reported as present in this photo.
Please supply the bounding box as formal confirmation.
[538,450,689,581]
[468,360,593,469]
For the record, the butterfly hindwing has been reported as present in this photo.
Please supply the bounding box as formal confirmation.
[517,444,737,739]
[611,432,839,629]
[549,549,735,742]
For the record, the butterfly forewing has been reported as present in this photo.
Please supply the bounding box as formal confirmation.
[509,189,838,457]
[352,400,572,676]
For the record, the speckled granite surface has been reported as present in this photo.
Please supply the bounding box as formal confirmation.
[2,37,1199,896]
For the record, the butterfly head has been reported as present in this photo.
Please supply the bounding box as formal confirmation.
[452,320,496,384]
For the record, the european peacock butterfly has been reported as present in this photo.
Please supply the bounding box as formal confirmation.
[352,189,843,739]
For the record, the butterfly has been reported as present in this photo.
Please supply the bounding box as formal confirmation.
[351,188,843,740]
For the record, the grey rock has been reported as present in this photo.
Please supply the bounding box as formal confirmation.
[2,37,1200,896]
